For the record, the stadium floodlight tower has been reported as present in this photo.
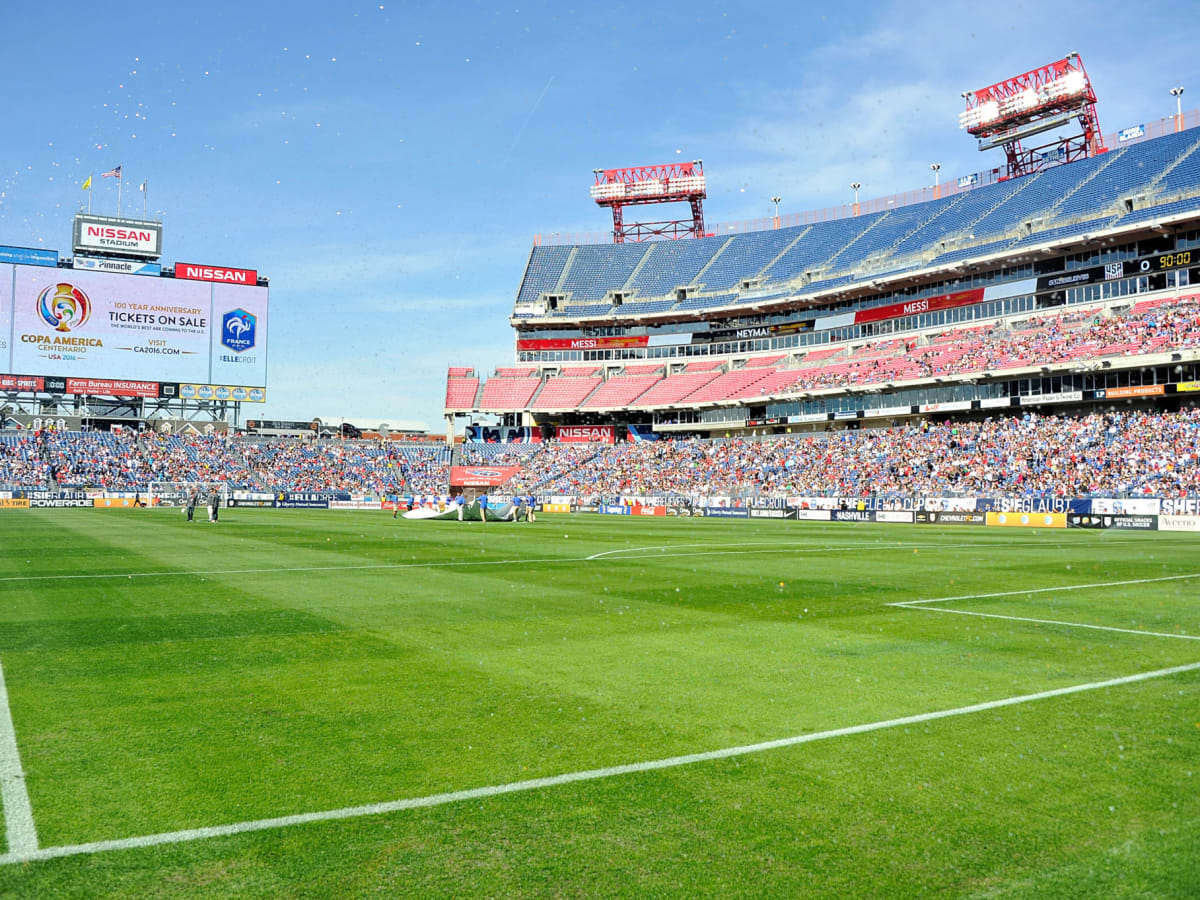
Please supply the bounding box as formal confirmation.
[590,161,706,243]
[959,53,1106,178]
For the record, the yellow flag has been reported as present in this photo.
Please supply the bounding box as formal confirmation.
[81,175,92,190]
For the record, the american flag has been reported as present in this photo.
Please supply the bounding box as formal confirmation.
[102,165,121,178]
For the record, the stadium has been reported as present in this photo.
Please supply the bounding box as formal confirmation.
[2,43,1200,898]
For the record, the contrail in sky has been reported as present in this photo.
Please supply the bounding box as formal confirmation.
[503,75,557,163]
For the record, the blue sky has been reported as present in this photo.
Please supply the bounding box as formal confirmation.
[1,1,1196,429]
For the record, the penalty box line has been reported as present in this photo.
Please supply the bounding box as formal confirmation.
[892,572,1200,641]
[0,661,37,858]
[2,659,1199,866]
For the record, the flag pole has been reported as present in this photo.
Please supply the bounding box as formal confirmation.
[142,179,148,218]
[88,175,92,214]
[117,174,122,218]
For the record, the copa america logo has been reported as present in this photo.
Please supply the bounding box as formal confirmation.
[221,309,256,353]
[37,283,92,332]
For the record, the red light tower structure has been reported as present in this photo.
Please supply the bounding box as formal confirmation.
[960,53,1106,179]
[590,161,706,243]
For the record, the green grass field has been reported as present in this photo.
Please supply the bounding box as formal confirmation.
[0,509,1197,898]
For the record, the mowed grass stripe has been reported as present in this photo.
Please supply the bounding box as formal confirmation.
[4,658,1199,866]
[0,512,1198,894]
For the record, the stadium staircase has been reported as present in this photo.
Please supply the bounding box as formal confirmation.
[856,193,970,276]
[552,247,579,293]
[630,370,721,407]
[752,228,812,282]
[691,236,736,286]
[530,374,605,411]
[1122,132,1200,213]
[1037,146,1129,226]
[581,374,661,410]
[525,378,548,408]
[817,211,896,274]
[619,243,657,294]
[907,172,1048,265]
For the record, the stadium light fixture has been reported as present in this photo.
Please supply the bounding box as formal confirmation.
[930,163,941,187]
[850,182,862,216]
[1171,86,1185,131]
[962,55,1104,177]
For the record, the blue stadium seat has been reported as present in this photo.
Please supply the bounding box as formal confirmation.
[515,129,1200,318]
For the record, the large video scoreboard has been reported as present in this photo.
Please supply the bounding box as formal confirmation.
[0,262,267,402]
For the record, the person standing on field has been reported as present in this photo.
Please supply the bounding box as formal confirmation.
[186,489,199,522]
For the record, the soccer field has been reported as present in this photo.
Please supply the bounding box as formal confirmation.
[0,509,1197,897]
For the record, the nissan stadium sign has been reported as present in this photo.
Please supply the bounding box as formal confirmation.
[72,214,162,260]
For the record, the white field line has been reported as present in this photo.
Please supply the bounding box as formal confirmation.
[0,542,978,584]
[896,605,1200,640]
[0,661,37,857]
[891,572,1200,640]
[894,572,1200,606]
[585,539,1026,561]
[2,659,1198,866]
[0,538,1151,584]
[586,541,802,560]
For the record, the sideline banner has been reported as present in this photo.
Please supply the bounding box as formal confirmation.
[26,491,92,508]
[794,509,832,521]
[1160,498,1200,516]
[986,512,1067,528]
[1069,513,1158,530]
[916,511,985,525]
[632,505,666,516]
[832,510,874,523]
[1090,498,1160,516]
[93,497,139,508]
[0,498,29,509]
[750,508,795,520]
[273,492,330,509]
[875,510,914,524]
[704,507,749,518]
[1160,515,1200,532]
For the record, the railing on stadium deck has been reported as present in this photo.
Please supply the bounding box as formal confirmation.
[533,110,1200,247]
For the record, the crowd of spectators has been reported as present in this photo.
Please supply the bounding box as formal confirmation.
[781,297,1200,396]
[520,408,1200,499]
[0,431,449,495]
[3,406,1199,499]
